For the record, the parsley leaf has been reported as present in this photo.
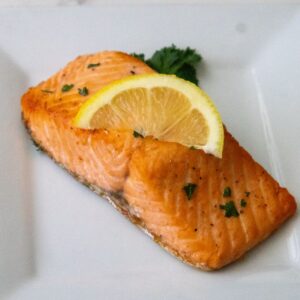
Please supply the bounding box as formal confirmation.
[133,130,144,138]
[78,87,89,96]
[219,201,239,218]
[61,84,74,92]
[183,183,197,200]
[87,63,101,69]
[130,45,202,84]
[223,187,231,197]
[240,199,247,207]
[175,64,198,85]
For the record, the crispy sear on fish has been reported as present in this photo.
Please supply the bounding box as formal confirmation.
[21,51,296,270]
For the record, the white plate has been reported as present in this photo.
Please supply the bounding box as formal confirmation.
[0,4,299,300]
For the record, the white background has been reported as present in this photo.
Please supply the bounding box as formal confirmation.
[0,0,300,7]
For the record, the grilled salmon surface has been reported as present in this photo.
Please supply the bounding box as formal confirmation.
[21,51,296,270]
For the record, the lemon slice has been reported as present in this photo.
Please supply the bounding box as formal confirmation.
[73,74,224,157]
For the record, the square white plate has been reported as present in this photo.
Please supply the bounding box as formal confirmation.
[0,4,299,300]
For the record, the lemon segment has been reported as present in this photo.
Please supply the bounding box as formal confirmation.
[73,74,224,158]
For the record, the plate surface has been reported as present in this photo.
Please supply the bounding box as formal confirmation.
[0,4,299,300]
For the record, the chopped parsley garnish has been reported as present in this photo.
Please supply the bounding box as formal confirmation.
[183,183,197,200]
[219,201,239,218]
[223,187,231,197]
[87,63,101,69]
[245,191,250,197]
[133,130,144,138]
[41,89,54,94]
[240,199,247,207]
[190,146,197,150]
[61,84,74,92]
[78,87,89,96]
[130,44,202,84]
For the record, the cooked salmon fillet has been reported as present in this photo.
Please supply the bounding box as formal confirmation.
[21,51,296,270]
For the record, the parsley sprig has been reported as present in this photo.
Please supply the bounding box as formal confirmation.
[131,45,202,85]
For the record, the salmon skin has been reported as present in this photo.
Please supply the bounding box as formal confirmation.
[21,51,296,270]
